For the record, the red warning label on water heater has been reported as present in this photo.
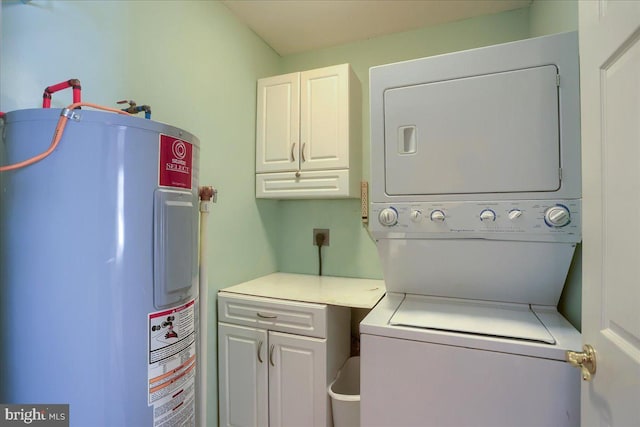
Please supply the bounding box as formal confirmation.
[159,134,192,189]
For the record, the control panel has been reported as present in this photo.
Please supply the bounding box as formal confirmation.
[371,200,581,243]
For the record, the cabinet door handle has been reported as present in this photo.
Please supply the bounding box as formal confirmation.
[301,142,306,162]
[257,340,264,363]
[290,142,297,162]
[257,312,277,319]
[269,344,275,366]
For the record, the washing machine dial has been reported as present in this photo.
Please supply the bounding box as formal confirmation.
[544,205,571,227]
[508,209,523,220]
[410,209,422,222]
[479,209,496,222]
[379,207,398,227]
[430,210,446,222]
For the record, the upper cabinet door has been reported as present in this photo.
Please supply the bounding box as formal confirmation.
[300,64,350,171]
[256,72,300,173]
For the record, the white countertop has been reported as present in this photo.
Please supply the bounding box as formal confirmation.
[219,272,386,309]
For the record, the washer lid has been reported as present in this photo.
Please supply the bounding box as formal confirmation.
[389,295,556,344]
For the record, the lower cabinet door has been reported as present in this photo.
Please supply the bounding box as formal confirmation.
[219,322,269,427]
[268,331,327,427]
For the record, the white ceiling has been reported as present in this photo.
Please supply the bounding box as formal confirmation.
[222,0,532,56]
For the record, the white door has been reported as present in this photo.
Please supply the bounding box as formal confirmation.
[218,323,269,427]
[580,1,640,425]
[300,64,350,171]
[256,72,300,173]
[268,331,327,427]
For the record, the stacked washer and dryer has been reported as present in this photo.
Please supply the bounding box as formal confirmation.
[362,32,582,426]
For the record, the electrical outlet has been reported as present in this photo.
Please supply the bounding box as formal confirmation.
[313,228,330,246]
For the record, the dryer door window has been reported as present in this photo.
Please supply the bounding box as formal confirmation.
[383,65,560,196]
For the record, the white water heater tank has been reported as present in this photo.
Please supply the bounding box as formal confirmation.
[0,108,200,426]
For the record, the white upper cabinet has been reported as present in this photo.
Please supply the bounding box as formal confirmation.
[255,64,362,199]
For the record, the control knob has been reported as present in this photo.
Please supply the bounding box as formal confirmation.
[479,209,496,222]
[379,207,398,227]
[430,210,446,222]
[508,209,523,220]
[410,209,422,223]
[544,205,571,228]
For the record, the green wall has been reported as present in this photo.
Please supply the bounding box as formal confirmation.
[1,0,280,423]
[530,0,579,38]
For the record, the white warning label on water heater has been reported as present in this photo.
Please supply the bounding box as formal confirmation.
[148,299,196,426]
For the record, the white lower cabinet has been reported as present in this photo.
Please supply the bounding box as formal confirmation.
[218,292,350,427]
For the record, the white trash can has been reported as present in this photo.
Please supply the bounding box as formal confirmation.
[328,356,360,427]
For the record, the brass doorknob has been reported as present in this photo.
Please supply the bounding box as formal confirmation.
[566,344,597,381]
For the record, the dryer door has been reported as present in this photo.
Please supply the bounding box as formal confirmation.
[383,65,560,196]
